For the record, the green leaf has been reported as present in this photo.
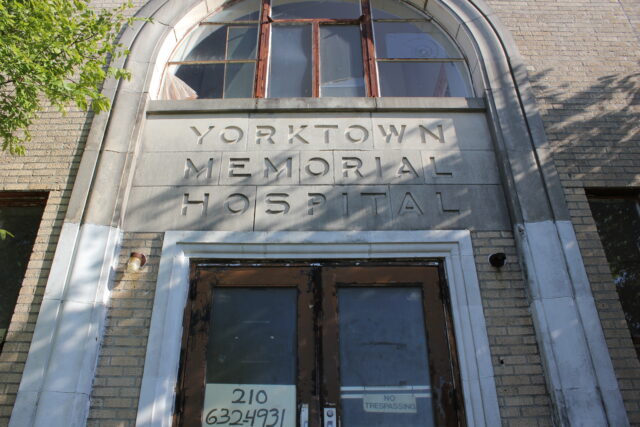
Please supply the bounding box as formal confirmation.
[0,229,15,240]
[0,0,147,154]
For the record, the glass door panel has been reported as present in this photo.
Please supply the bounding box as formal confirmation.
[338,287,434,427]
[177,264,462,427]
[203,288,297,427]
[320,266,461,427]
[175,267,314,427]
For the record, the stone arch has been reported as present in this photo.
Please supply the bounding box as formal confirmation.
[8,0,628,426]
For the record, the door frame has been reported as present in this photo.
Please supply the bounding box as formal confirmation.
[136,230,500,426]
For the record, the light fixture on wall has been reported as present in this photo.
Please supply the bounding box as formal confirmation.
[488,252,507,268]
[127,252,147,272]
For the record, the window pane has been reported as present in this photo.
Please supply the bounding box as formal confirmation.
[203,288,297,427]
[172,25,258,62]
[173,63,225,98]
[268,25,312,98]
[207,288,297,384]
[370,0,427,19]
[374,22,461,59]
[172,25,227,61]
[320,25,365,97]
[0,204,45,344]
[338,288,435,427]
[588,198,640,359]
[378,61,471,97]
[204,0,261,22]
[225,62,256,98]
[271,0,361,19]
[227,26,259,60]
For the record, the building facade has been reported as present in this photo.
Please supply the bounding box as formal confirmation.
[0,0,639,426]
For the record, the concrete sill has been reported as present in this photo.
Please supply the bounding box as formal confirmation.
[147,97,486,114]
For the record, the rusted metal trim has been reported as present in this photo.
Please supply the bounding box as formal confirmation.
[360,0,379,97]
[254,0,272,97]
[320,267,341,426]
[419,266,461,427]
[173,265,213,427]
[299,268,318,427]
[438,263,467,426]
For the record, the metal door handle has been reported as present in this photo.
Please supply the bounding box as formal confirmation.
[323,408,336,427]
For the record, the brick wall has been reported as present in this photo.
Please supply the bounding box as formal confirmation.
[2,0,639,425]
[564,188,640,422]
[484,0,640,422]
[87,233,162,426]
[471,231,553,426]
[84,231,554,426]
[0,104,92,425]
[0,2,148,425]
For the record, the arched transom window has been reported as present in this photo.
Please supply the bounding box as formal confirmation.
[162,0,472,99]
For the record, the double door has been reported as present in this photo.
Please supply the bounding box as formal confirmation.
[174,263,463,427]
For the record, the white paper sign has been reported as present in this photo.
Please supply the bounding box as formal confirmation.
[362,393,418,413]
[202,383,296,427]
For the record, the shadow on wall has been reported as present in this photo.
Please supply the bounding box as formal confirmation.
[124,116,516,233]
[47,60,639,426]
[527,67,640,186]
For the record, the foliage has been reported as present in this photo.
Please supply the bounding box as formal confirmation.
[0,0,138,155]
[0,229,14,240]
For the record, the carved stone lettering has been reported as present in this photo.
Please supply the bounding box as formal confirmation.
[266,193,290,214]
[228,158,252,177]
[420,124,445,144]
[190,125,215,145]
[221,126,244,144]
[307,193,326,215]
[264,157,293,179]
[224,193,250,214]
[288,125,310,144]
[315,125,339,144]
[437,191,459,213]
[378,124,406,143]
[396,157,419,178]
[130,113,507,231]
[345,125,369,144]
[398,192,424,215]
[181,193,209,216]
[256,126,276,144]
[430,156,453,176]
[184,158,214,180]
[362,192,387,215]
[305,157,330,177]
[342,157,364,178]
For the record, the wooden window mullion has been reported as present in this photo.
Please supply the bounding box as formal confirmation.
[320,267,341,423]
[420,266,463,427]
[173,267,214,427]
[254,0,272,97]
[312,22,321,97]
[360,0,379,97]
